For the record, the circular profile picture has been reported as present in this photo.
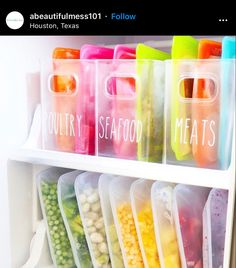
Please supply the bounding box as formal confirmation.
[6,11,24,30]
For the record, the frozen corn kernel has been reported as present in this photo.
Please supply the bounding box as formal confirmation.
[117,203,144,268]
[164,253,181,267]
[137,202,160,268]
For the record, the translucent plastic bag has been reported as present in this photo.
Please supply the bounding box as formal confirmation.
[75,172,111,268]
[37,167,75,268]
[41,59,80,152]
[173,184,210,268]
[136,60,165,163]
[202,189,228,268]
[75,45,114,155]
[57,170,92,268]
[98,174,124,268]
[109,176,144,268]
[130,179,160,268]
[151,181,181,268]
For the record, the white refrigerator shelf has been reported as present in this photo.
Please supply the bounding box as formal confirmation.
[10,148,234,190]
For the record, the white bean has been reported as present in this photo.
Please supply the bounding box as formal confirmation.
[95,217,104,230]
[87,192,99,203]
[93,249,101,258]
[91,202,101,212]
[87,227,96,234]
[90,232,104,243]
[86,211,99,221]
[85,219,93,227]
[82,203,90,213]
[98,242,108,254]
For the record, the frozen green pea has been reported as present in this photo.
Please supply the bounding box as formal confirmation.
[40,180,75,268]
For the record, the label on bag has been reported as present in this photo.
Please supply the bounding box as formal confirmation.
[46,112,82,137]
[98,116,143,143]
[174,117,216,147]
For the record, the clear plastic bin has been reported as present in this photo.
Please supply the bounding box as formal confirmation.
[173,184,210,268]
[165,59,235,169]
[37,167,75,268]
[151,181,181,268]
[98,174,124,268]
[109,176,144,268]
[57,170,93,268]
[41,59,96,154]
[74,172,111,268]
[202,189,228,268]
[130,179,160,268]
[96,60,165,162]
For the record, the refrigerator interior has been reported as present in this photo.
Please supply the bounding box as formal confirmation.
[0,35,235,268]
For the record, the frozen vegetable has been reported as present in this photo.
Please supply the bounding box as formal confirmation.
[98,174,125,268]
[117,202,144,268]
[174,185,210,268]
[79,187,111,268]
[41,180,75,268]
[109,224,124,268]
[137,202,160,268]
[62,195,92,268]
[156,185,181,268]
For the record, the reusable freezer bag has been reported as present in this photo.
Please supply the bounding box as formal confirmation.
[170,36,198,161]
[219,37,236,169]
[75,45,114,155]
[192,40,222,167]
[80,45,114,59]
[41,59,95,153]
[113,45,136,59]
[50,48,80,152]
[113,46,136,159]
[151,181,181,268]
[197,40,222,59]
[165,59,235,168]
[136,44,170,162]
[173,184,210,268]
[75,172,111,268]
[37,167,76,268]
[57,170,93,268]
[98,174,124,268]
[191,62,220,168]
[97,59,165,161]
[109,176,144,268]
[130,179,160,268]
[202,189,228,268]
